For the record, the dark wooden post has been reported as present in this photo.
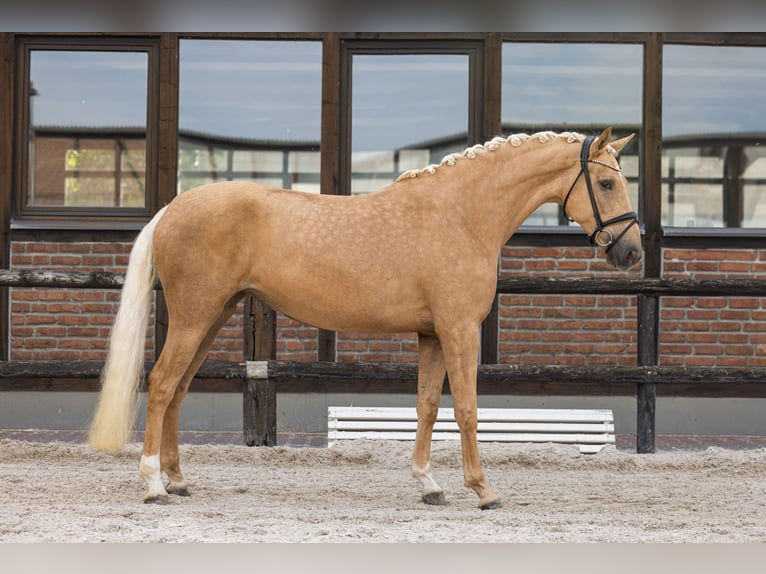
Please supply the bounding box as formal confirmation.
[636,33,663,454]
[0,33,13,360]
[316,32,342,362]
[154,33,180,359]
[243,361,276,447]
[481,295,499,365]
[636,295,659,453]
[243,298,277,446]
[479,33,502,366]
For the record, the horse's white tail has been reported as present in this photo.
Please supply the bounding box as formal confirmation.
[89,206,169,452]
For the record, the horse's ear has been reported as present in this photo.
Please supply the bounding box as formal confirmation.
[589,127,613,157]
[609,133,635,155]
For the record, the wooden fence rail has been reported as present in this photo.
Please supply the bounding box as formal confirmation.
[2,269,764,297]
[1,269,765,452]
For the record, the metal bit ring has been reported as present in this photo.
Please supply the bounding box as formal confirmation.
[594,229,614,248]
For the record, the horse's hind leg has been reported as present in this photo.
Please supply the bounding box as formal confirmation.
[159,295,242,497]
[139,296,240,503]
[412,334,448,505]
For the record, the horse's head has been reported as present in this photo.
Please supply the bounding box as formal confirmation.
[562,127,642,270]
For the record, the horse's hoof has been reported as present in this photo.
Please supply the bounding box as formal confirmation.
[143,494,170,505]
[479,498,503,510]
[422,491,447,506]
[167,485,190,497]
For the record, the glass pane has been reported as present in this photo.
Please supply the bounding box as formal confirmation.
[351,54,470,195]
[743,152,766,227]
[178,40,321,194]
[502,43,642,226]
[27,51,148,208]
[663,45,766,228]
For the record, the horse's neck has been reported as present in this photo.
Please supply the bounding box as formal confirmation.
[428,141,575,253]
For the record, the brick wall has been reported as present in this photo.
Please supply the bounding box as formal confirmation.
[9,240,244,362]
[276,317,318,361]
[9,240,766,369]
[660,249,766,367]
[11,241,135,361]
[499,246,766,368]
[498,246,640,367]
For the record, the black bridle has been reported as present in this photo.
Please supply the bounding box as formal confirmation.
[562,136,638,253]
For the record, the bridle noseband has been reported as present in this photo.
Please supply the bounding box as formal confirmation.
[562,136,638,253]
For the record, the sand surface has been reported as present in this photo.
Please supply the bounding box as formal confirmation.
[1,438,765,542]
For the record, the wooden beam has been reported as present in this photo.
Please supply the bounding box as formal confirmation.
[0,33,12,360]
[495,277,766,296]
[243,298,277,444]
[637,295,659,453]
[157,33,179,209]
[0,268,763,297]
[0,269,128,289]
[318,32,341,361]
[2,359,766,399]
[154,33,180,360]
[266,360,766,388]
[479,33,502,365]
[243,376,276,446]
[635,22,663,461]
[641,33,663,279]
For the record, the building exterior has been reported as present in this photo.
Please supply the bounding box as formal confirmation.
[1,33,765,433]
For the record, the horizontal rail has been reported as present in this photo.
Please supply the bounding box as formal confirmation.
[495,277,766,296]
[266,360,766,386]
[256,361,766,400]
[0,360,246,392]
[1,269,764,297]
[0,360,244,379]
[0,270,128,289]
[3,360,765,398]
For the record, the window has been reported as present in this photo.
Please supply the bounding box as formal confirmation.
[178,40,322,194]
[663,45,766,228]
[502,42,643,226]
[347,51,472,196]
[19,41,156,218]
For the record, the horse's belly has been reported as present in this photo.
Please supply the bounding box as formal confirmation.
[251,282,434,335]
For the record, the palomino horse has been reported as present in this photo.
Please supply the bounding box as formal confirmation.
[89,127,641,509]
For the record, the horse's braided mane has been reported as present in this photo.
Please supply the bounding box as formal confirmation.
[395,130,587,182]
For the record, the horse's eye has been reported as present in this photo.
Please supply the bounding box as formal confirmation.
[598,179,614,192]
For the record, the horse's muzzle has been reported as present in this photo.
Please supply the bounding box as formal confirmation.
[606,239,642,270]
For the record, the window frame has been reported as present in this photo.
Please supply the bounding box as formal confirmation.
[500,40,644,228]
[6,31,766,242]
[660,40,766,231]
[175,37,324,196]
[13,36,160,227]
[339,40,485,197]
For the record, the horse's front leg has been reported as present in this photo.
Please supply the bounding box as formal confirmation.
[440,327,502,510]
[412,334,448,505]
